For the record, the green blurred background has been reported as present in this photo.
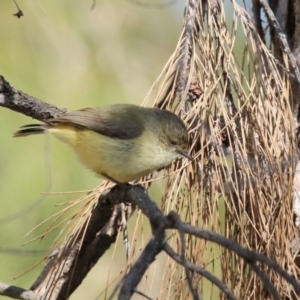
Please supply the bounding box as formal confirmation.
[0,1,184,298]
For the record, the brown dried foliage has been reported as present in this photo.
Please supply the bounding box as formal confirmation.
[140,0,298,299]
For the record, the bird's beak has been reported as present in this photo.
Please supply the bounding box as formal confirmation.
[178,150,194,161]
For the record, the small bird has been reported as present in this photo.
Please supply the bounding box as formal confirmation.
[14,104,193,184]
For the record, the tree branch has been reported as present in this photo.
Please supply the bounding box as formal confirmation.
[0,281,40,300]
[30,187,136,300]
[0,75,66,121]
[163,243,237,300]
[259,0,300,84]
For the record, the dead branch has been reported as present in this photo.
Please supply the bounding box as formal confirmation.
[177,221,300,293]
[31,187,135,300]
[259,0,300,84]
[163,244,237,300]
[0,281,40,300]
[117,220,166,299]
[0,75,66,121]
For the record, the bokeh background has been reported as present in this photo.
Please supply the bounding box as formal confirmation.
[0,0,250,299]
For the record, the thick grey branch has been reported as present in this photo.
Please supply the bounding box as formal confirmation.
[0,281,41,300]
[118,229,165,299]
[0,75,66,121]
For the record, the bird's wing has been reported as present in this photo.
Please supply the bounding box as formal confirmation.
[49,105,144,139]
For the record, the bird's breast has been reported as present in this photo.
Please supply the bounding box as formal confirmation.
[51,127,177,183]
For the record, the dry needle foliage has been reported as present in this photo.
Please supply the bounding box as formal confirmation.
[139,0,297,299]
[14,0,300,299]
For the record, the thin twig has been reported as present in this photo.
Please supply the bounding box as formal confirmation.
[12,0,23,18]
[259,0,300,83]
[178,222,300,293]
[133,289,153,300]
[164,243,237,300]
[250,263,280,300]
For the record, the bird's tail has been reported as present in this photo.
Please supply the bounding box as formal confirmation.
[13,124,49,137]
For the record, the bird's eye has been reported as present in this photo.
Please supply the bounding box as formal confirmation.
[170,140,177,146]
